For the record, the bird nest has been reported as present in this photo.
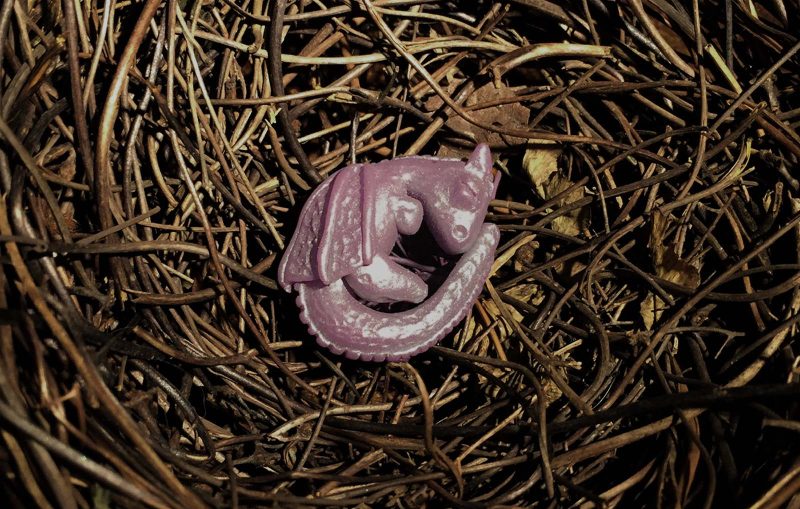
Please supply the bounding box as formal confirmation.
[1,0,799,507]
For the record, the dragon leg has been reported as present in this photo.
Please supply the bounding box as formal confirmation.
[344,254,428,304]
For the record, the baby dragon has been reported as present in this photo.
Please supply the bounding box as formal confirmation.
[278,144,500,361]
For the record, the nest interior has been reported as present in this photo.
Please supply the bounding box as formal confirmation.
[1,0,800,507]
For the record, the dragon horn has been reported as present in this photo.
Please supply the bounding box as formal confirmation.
[465,143,492,177]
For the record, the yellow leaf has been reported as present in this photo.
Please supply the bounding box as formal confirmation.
[524,144,561,198]
[640,292,662,331]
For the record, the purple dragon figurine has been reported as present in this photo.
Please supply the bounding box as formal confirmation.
[278,144,500,361]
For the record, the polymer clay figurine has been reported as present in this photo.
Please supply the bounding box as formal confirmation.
[278,144,500,361]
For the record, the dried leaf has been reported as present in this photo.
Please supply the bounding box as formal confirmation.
[649,212,700,287]
[505,283,545,307]
[551,216,580,236]
[641,212,701,329]
[30,196,78,238]
[91,485,112,509]
[651,16,690,57]
[541,378,563,405]
[483,299,523,340]
[543,174,582,204]
[679,408,701,502]
[544,174,587,236]
[648,210,669,257]
[524,144,561,198]
[658,248,700,288]
[431,82,530,158]
[491,234,536,276]
[640,292,664,331]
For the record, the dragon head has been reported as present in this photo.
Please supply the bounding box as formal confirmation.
[418,144,500,255]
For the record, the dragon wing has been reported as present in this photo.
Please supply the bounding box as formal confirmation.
[316,164,364,284]
[277,172,335,290]
[277,165,364,290]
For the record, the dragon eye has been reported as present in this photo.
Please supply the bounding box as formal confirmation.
[451,179,481,208]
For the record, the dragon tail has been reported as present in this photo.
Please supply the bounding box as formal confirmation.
[294,224,500,361]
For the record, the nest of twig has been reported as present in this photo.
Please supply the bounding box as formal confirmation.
[1,0,799,507]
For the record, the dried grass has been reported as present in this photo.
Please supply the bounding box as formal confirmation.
[0,0,799,507]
